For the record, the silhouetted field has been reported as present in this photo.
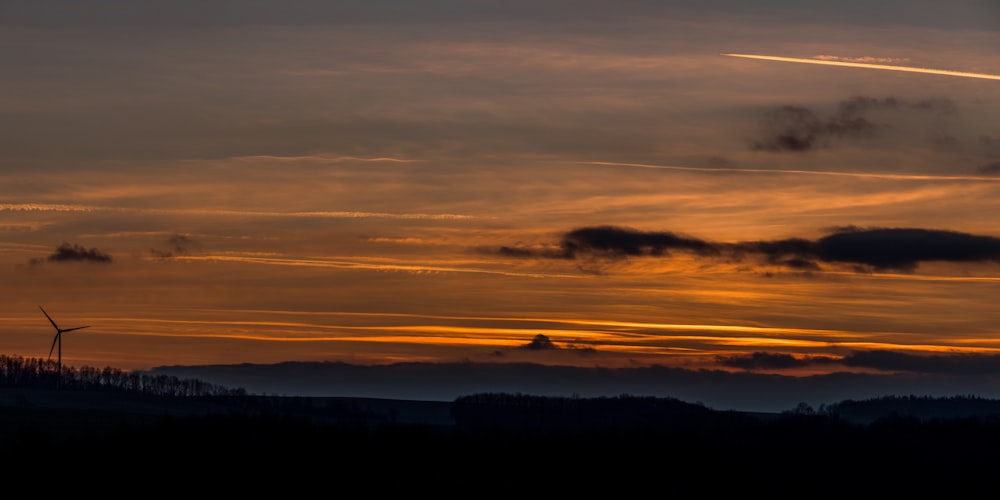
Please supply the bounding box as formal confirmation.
[3,388,1000,494]
[3,354,1000,494]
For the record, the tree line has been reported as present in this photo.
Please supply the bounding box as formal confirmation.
[0,354,246,397]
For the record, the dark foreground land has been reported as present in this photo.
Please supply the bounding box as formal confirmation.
[3,388,1000,495]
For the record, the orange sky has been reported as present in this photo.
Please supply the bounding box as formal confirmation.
[1,1,999,382]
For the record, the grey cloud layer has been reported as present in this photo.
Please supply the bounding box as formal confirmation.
[717,352,838,370]
[4,0,993,174]
[2,1,994,29]
[497,225,1000,272]
[720,350,1000,376]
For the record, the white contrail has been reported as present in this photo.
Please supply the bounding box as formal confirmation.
[724,53,1000,81]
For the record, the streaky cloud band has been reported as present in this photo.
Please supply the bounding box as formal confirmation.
[0,204,478,220]
[568,161,1000,182]
[173,254,583,279]
[723,53,1000,81]
[217,154,424,163]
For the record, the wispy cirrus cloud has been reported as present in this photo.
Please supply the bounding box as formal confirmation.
[0,203,478,220]
[173,254,584,279]
[211,154,424,164]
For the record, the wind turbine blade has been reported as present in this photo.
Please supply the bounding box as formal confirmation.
[39,306,60,330]
[48,333,60,360]
[61,325,90,333]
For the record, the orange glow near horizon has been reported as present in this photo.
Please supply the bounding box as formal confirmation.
[7,308,998,372]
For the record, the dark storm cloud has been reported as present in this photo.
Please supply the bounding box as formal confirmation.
[495,225,1000,273]
[750,96,957,152]
[815,226,1000,271]
[497,246,566,259]
[495,226,721,261]
[560,226,721,259]
[842,350,1000,375]
[30,242,113,265]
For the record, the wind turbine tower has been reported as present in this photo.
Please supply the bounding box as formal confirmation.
[39,306,90,387]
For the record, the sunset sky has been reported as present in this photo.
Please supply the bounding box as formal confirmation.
[2,1,1000,392]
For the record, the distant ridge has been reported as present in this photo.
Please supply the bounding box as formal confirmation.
[147,360,1000,413]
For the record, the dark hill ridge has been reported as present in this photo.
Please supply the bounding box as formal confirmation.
[148,359,1000,413]
[5,354,1000,425]
[5,386,1000,432]
[6,381,1000,493]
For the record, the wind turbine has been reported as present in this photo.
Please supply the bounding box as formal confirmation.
[39,306,90,387]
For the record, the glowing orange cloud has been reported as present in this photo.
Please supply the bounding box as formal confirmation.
[723,53,1000,81]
